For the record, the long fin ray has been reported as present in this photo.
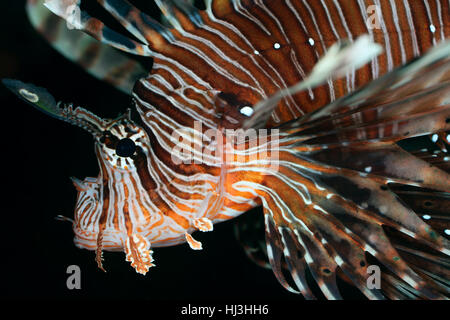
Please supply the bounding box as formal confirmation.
[27,0,147,93]
[253,41,450,299]
[155,0,203,31]
[96,0,176,46]
[43,0,152,56]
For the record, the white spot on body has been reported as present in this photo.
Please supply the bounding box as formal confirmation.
[364,166,372,173]
[308,38,315,45]
[431,134,438,143]
[273,42,281,49]
[240,106,254,117]
[445,229,450,236]
[430,24,436,33]
[422,215,431,220]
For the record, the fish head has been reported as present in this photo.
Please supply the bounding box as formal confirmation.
[3,79,160,274]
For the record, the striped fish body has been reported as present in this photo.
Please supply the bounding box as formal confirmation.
[5,0,450,298]
[131,0,449,125]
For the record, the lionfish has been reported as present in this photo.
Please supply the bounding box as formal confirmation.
[4,0,450,300]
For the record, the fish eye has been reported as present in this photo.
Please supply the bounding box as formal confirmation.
[116,138,136,157]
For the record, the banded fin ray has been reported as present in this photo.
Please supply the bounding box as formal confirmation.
[282,41,450,130]
[43,0,152,56]
[253,41,450,299]
[26,0,147,94]
[411,148,450,173]
[96,0,176,45]
[155,0,203,30]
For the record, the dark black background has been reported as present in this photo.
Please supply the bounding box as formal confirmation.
[0,0,305,301]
